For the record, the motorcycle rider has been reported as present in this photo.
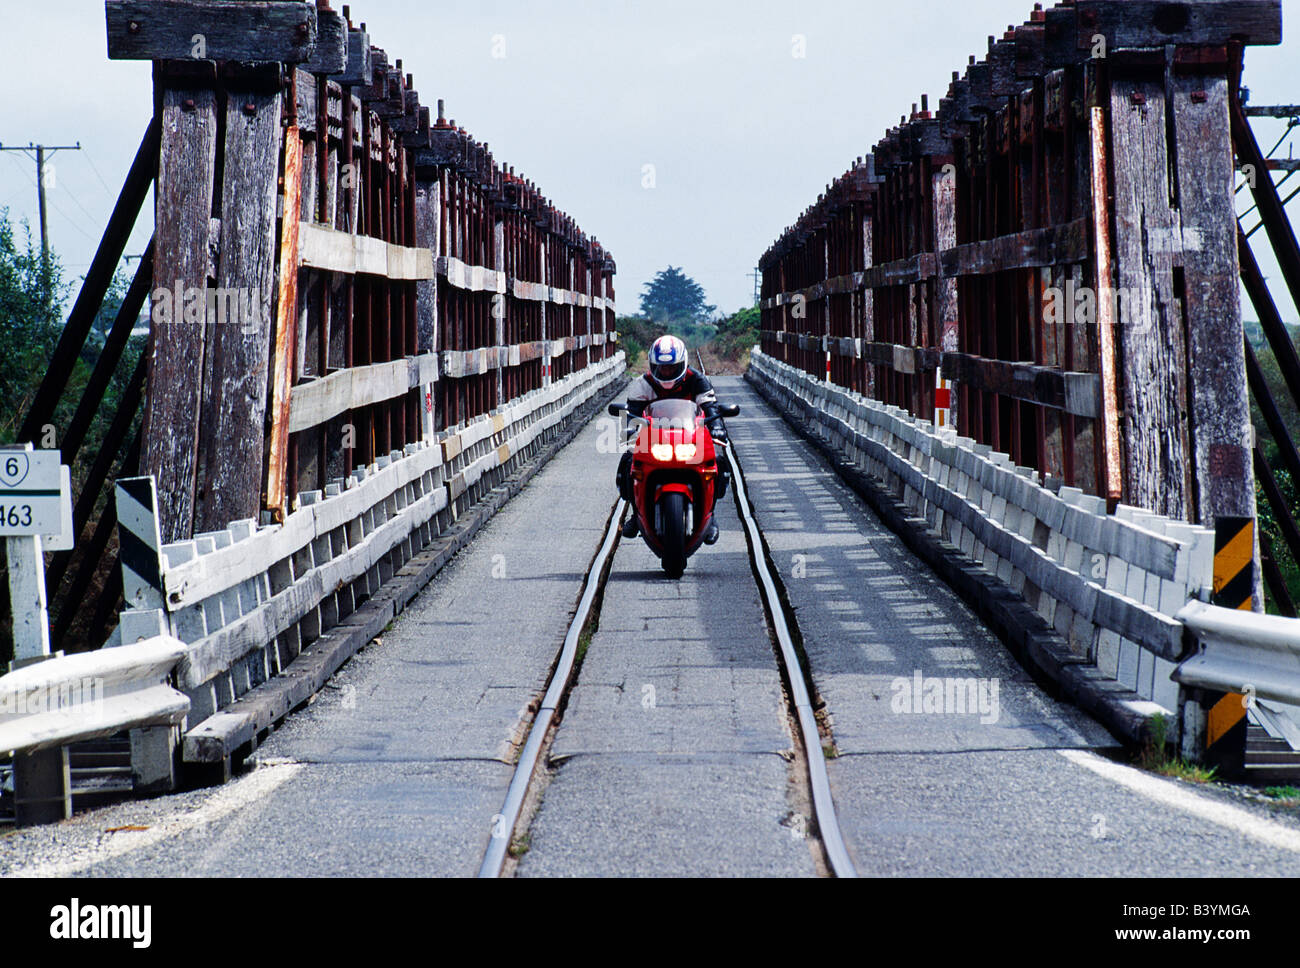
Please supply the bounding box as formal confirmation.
[616,334,731,544]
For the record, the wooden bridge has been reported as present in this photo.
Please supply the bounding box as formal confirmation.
[1,0,1299,889]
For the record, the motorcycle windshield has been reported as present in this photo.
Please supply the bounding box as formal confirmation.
[643,398,700,431]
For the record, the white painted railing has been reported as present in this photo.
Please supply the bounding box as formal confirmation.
[110,352,624,765]
[749,349,1215,717]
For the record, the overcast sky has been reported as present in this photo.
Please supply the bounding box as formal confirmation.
[2,0,1297,319]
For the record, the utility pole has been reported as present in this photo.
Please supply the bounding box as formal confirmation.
[749,266,762,306]
[0,142,82,262]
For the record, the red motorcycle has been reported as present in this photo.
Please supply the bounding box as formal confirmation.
[609,398,740,578]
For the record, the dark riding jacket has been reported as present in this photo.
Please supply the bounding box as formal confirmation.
[626,370,724,435]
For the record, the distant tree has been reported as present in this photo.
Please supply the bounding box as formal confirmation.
[0,209,70,443]
[1250,336,1300,460]
[616,315,657,368]
[1247,322,1300,613]
[638,266,716,327]
[1258,467,1300,615]
[714,306,760,358]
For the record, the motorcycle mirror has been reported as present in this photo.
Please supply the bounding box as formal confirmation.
[608,403,628,417]
[719,404,741,418]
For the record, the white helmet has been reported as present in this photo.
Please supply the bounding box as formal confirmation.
[649,334,689,390]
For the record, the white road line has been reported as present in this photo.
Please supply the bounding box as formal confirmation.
[1059,749,1300,854]
[8,761,304,878]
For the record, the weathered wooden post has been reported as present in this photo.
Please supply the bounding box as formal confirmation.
[859,162,876,400]
[415,165,440,440]
[139,64,218,544]
[107,0,321,541]
[541,234,551,386]
[495,215,507,408]
[1104,42,1262,604]
[931,136,957,434]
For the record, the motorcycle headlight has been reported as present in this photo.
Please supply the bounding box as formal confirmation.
[650,443,675,462]
[674,443,697,461]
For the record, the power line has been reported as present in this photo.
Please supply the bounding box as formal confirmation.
[82,148,117,200]
[60,179,103,231]
[2,154,99,245]
[0,141,82,261]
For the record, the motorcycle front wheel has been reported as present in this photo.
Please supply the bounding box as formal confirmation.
[657,491,689,579]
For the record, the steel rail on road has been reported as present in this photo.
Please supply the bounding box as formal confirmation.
[726,437,859,878]
[478,498,626,878]
[698,353,857,877]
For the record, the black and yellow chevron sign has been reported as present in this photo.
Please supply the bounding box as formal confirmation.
[1203,517,1256,774]
[1212,517,1256,612]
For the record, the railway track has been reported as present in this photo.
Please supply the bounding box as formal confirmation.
[479,361,857,877]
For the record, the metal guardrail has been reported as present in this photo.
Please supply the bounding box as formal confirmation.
[1175,601,1300,707]
[0,636,189,825]
[0,638,187,756]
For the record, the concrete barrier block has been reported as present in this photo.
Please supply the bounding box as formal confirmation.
[1158,577,1187,617]
[1038,592,1058,625]
[1069,612,1095,659]
[1105,556,1129,593]
[1010,568,1026,595]
[1124,564,1146,604]
[990,495,1007,526]
[1063,539,1086,576]
[1143,572,1163,611]
[1046,530,1067,565]
[1117,638,1141,690]
[1153,657,1180,713]
[1054,602,1075,639]
[1097,629,1121,678]
[1137,647,1156,701]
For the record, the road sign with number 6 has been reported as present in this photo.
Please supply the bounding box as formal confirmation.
[0,450,66,536]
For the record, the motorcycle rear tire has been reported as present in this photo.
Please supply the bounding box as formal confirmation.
[658,491,689,579]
